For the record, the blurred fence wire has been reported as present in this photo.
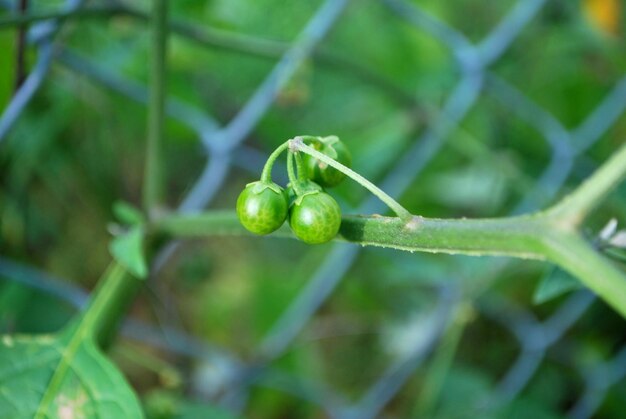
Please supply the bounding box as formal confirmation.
[1,0,626,417]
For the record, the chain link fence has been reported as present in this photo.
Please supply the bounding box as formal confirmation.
[1,0,625,417]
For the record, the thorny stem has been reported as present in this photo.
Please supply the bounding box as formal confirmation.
[289,137,413,221]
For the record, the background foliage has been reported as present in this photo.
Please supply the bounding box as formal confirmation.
[1,0,626,417]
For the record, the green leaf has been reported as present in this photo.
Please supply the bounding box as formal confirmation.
[533,267,583,304]
[109,227,148,279]
[113,201,145,226]
[0,333,143,418]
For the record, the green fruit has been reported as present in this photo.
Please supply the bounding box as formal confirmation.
[237,181,288,235]
[303,136,352,188]
[289,191,341,244]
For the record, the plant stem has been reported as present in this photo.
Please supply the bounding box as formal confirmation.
[294,151,306,178]
[153,210,277,237]
[153,210,550,259]
[339,214,549,258]
[543,231,626,319]
[290,138,413,221]
[152,207,626,317]
[260,141,289,183]
[546,142,626,227]
[286,151,302,195]
[143,0,168,215]
[68,262,142,349]
[152,139,626,316]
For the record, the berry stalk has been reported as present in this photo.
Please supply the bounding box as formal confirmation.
[289,137,413,221]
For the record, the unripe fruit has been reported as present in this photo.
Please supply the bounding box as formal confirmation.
[289,191,341,244]
[303,136,352,188]
[237,181,289,235]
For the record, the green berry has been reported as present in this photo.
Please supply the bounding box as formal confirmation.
[289,191,341,244]
[303,136,352,188]
[237,181,288,235]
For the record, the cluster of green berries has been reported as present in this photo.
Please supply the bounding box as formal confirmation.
[236,136,351,244]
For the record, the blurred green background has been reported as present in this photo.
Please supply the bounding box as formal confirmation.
[1,0,626,418]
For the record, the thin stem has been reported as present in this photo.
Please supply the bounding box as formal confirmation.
[286,151,302,195]
[143,0,168,215]
[294,151,306,178]
[260,141,290,183]
[66,262,142,349]
[290,138,413,221]
[547,142,626,227]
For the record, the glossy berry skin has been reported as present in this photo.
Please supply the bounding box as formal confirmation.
[289,191,341,244]
[237,181,288,235]
[304,137,352,188]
